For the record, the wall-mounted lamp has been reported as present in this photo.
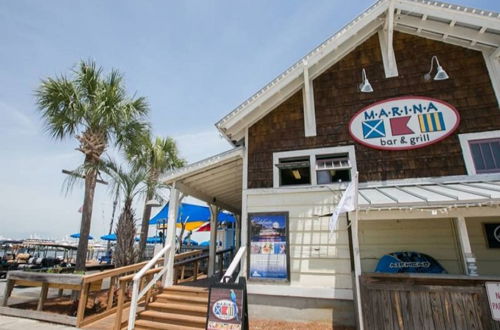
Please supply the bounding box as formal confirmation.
[359,68,373,93]
[424,56,449,81]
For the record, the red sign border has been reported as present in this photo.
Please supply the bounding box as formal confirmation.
[348,96,461,151]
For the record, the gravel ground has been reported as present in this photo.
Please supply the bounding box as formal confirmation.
[0,315,74,330]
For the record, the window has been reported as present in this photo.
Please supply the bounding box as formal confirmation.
[276,157,311,186]
[459,131,500,175]
[316,154,351,184]
[469,139,500,173]
[273,146,356,188]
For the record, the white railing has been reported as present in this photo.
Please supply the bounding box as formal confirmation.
[220,246,246,283]
[128,243,171,330]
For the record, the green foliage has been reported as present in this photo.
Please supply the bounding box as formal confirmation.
[36,60,150,146]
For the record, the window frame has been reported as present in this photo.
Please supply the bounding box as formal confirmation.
[272,146,357,188]
[459,130,500,175]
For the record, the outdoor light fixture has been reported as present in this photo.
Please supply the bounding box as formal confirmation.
[424,56,449,81]
[292,169,301,180]
[359,68,373,93]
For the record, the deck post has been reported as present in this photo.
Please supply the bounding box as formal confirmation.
[454,216,478,276]
[208,204,219,277]
[165,184,180,286]
[114,280,126,330]
[37,282,49,311]
[1,279,14,306]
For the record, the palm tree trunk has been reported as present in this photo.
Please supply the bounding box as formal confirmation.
[75,162,98,271]
[138,189,154,260]
[115,199,136,267]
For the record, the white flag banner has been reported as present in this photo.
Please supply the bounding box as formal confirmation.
[329,175,358,236]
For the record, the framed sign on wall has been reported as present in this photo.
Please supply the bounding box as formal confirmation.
[247,212,290,281]
[484,223,500,248]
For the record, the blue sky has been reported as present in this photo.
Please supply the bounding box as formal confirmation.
[0,0,499,240]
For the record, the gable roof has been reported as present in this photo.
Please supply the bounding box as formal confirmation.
[216,0,500,144]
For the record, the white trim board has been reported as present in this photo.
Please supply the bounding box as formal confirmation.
[458,130,500,175]
[247,284,353,300]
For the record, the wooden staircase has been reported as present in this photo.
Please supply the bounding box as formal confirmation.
[132,285,208,330]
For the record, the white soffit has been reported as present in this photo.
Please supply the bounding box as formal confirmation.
[215,0,500,143]
[162,147,244,214]
[358,176,500,209]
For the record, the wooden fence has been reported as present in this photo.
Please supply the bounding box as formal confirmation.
[360,273,500,330]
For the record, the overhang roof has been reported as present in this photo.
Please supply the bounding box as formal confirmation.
[358,174,500,209]
[216,0,500,143]
[162,147,244,214]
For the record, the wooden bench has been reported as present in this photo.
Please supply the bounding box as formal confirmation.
[1,271,99,311]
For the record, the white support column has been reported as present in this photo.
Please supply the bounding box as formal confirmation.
[164,184,180,286]
[235,214,241,251]
[208,204,219,277]
[483,49,500,107]
[454,216,478,276]
[302,61,317,137]
[238,192,248,279]
[351,211,364,330]
[238,129,249,279]
[378,1,398,78]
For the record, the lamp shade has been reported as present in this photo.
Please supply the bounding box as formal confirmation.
[359,68,373,93]
[434,65,449,80]
[359,80,373,93]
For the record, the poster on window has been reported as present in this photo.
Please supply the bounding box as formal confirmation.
[248,212,289,281]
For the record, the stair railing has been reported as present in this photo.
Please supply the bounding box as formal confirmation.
[128,243,172,330]
[220,246,246,283]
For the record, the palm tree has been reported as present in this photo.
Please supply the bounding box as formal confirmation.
[103,159,146,267]
[36,60,149,271]
[127,135,185,259]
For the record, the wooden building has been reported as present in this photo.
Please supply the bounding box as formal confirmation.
[162,0,500,327]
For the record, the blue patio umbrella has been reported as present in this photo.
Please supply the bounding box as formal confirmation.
[146,236,162,244]
[183,238,198,246]
[149,203,235,230]
[133,236,162,244]
[100,233,117,241]
[199,241,210,247]
[70,233,93,240]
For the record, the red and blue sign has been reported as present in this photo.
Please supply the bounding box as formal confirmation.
[349,96,460,150]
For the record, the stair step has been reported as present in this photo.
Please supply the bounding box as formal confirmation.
[139,310,206,327]
[135,319,204,330]
[156,293,209,305]
[163,285,209,297]
[149,301,207,316]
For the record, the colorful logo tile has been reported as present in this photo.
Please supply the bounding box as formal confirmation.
[362,119,386,139]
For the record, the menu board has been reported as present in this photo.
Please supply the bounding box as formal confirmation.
[248,212,289,281]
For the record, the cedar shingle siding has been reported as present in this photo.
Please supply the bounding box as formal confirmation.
[248,32,500,188]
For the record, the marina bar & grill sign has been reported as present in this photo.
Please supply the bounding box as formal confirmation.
[349,96,460,150]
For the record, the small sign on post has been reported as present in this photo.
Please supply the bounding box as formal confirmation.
[207,278,248,330]
[486,282,500,321]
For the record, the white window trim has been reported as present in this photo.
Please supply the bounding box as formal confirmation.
[272,146,357,188]
[458,130,500,175]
